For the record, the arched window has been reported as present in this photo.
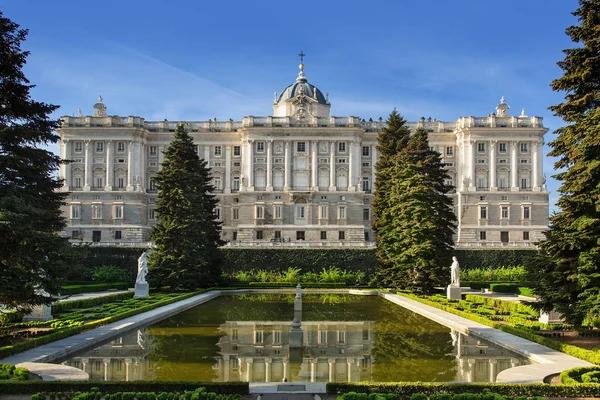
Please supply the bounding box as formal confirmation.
[93,167,105,189]
[254,169,266,190]
[519,168,531,190]
[273,168,284,190]
[336,168,348,190]
[72,168,83,189]
[318,167,329,190]
[476,168,488,190]
[115,168,126,189]
[497,168,509,190]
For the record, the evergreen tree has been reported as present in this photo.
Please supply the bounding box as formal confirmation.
[376,128,456,290]
[525,0,600,326]
[148,124,223,290]
[0,13,70,311]
[372,110,411,276]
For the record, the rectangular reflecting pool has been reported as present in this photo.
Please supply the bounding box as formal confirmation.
[57,293,530,382]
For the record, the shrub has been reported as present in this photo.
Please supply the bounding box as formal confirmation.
[0,311,24,325]
[582,371,600,383]
[60,283,131,296]
[561,366,600,384]
[92,266,128,283]
[461,266,527,282]
[52,292,135,314]
[0,382,248,395]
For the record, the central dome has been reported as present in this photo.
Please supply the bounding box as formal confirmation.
[275,72,328,105]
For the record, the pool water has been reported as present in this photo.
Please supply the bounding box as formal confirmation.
[58,293,529,382]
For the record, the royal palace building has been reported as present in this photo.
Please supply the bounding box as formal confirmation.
[57,62,549,248]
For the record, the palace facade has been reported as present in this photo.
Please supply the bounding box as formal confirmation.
[57,63,549,248]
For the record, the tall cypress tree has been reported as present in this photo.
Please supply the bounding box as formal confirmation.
[525,0,600,326]
[376,128,456,290]
[372,110,411,276]
[148,124,223,289]
[0,13,71,311]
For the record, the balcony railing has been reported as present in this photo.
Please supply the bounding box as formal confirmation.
[455,241,537,249]
[224,240,376,248]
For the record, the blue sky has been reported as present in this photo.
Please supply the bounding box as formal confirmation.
[3,0,579,212]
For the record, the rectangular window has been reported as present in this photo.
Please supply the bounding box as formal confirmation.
[338,206,346,219]
[92,204,102,219]
[446,146,454,156]
[95,176,104,189]
[256,142,265,153]
[338,142,346,152]
[501,206,509,219]
[232,177,240,192]
[274,231,281,239]
[480,206,488,219]
[338,331,346,344]
[480,231,487,240]
[256,206,264,219]
[117,177,125,188]
[363,208,370,220]
[232,208,239,220]
[297,142,306,152]
[232,231,237,241]
[234,146,241,156]
[214,146,221,156]
[337,158,347,163]
[501,231,509,243]
[339,231,345,240]
[255,330,264,344]
[362,146,370,157]
[96,142,104,153]
[256,230,263,240]
[113,205,123,219]
[523,231,530,241]
[148,209,156,220]
[149,146,157,156]
[521,178,528,189]
[273,331,282,344]
[478,143,486,153]
[71,205,80,219]
[319,330,328,344]
[74,141,83,153]
[92,231,101,243]
[364,231,370,241]
[215,207,221,221]
[297,205,305,218]
[114,230,122,240]
[213,176,222,190]
[274,205,282,219]
[520,143,528,153]
[296,231,305,240]
[117,142,125,153]
[523,206,531,219]
[362,162,370,167]
[320,231,327,240]
[499,143,507,153]
[362,177,370,192]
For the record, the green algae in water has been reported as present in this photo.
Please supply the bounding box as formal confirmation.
[58,294,529,382]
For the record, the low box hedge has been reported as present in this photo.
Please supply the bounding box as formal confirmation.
[561,366,600,384]
[52,292,135,314]
[60,283,131,295]
[0,381,249,395]
[488,284,535,297]
[462,281,517,290]
[247,282,349,288]
[326,382,600,397]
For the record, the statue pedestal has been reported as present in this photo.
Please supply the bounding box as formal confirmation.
[447,285,461,300]
[23,304,53,322]
[289,318,303,349]
[134,282,149,298]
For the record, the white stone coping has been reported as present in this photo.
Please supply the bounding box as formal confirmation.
[16,362,89,381]
[380,292,592,383]
[250,382,327,394]
[1,289,591,384]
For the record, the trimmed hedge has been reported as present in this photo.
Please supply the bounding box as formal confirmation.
[60,283,131,295]
[0,381,248,395]
[454,249,536,269]
[489,284,536,297]
[247,282,349,288]
[326,382,600,397]
[561,366,600,384]
[0,291,206,359]
[52,292,135,314]
[398,293,600,365]
[77,247,144,280]
[462,281,518,290]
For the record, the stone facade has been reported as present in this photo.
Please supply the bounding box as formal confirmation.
[57,68,549,249]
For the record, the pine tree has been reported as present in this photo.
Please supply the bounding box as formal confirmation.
[148,124,223,290]
[0,13,71,311]
[372,110,411,277]
[376,128,456,290]
[525,0,600,326]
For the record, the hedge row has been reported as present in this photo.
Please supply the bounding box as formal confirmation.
[247,282,349,288]
[52,292,135,314]
[0,291,205,359]
[462,281,518,290]
[326,382,600,397]
[61,283,131,295]
[398,293,600,365]
[561,366,600,384]
[454,250,537,269]
[488,284,536,297]
[0,381,248,395]
[76,246,144,280]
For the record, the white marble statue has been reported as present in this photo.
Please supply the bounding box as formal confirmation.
[450,256,460,287]
[136,251,149,284]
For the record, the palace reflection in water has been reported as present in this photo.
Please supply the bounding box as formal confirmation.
[60,322,527,382]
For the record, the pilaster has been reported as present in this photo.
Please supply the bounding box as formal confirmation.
[105,140,113,191]
[83,140,91,191]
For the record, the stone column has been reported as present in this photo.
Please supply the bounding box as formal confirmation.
[248,139,254,191]
[83,140,91,191]
[245,358,253,382]
[532,140,540,191]
[63,140,71,190]
[310,360,317,382]
[138,142,145,191]
[103,358,112,381]
[468,139,475,190]
[105,141,113,191]
[284,141,291,190]
[328,358,335,382]
[126,141,134,191]
[511,141,518,190]
[346,358,354,382]
[158,145,164,167]
[283,359,289,382]
[311,140,318,190]
[124,358,132,381]
[265,358,272,382]
[223,355,230,381]
[537,141,544,190]
[489,360,497,383]
[489,141,497,191]
[371,146,377,189]
[59,139,67,188]
[266,140,273,191]
[467,359,476,382]
[80,358,89,374]
[348,141,354,191]
[204,145,210,165]
[329,141,336,191]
